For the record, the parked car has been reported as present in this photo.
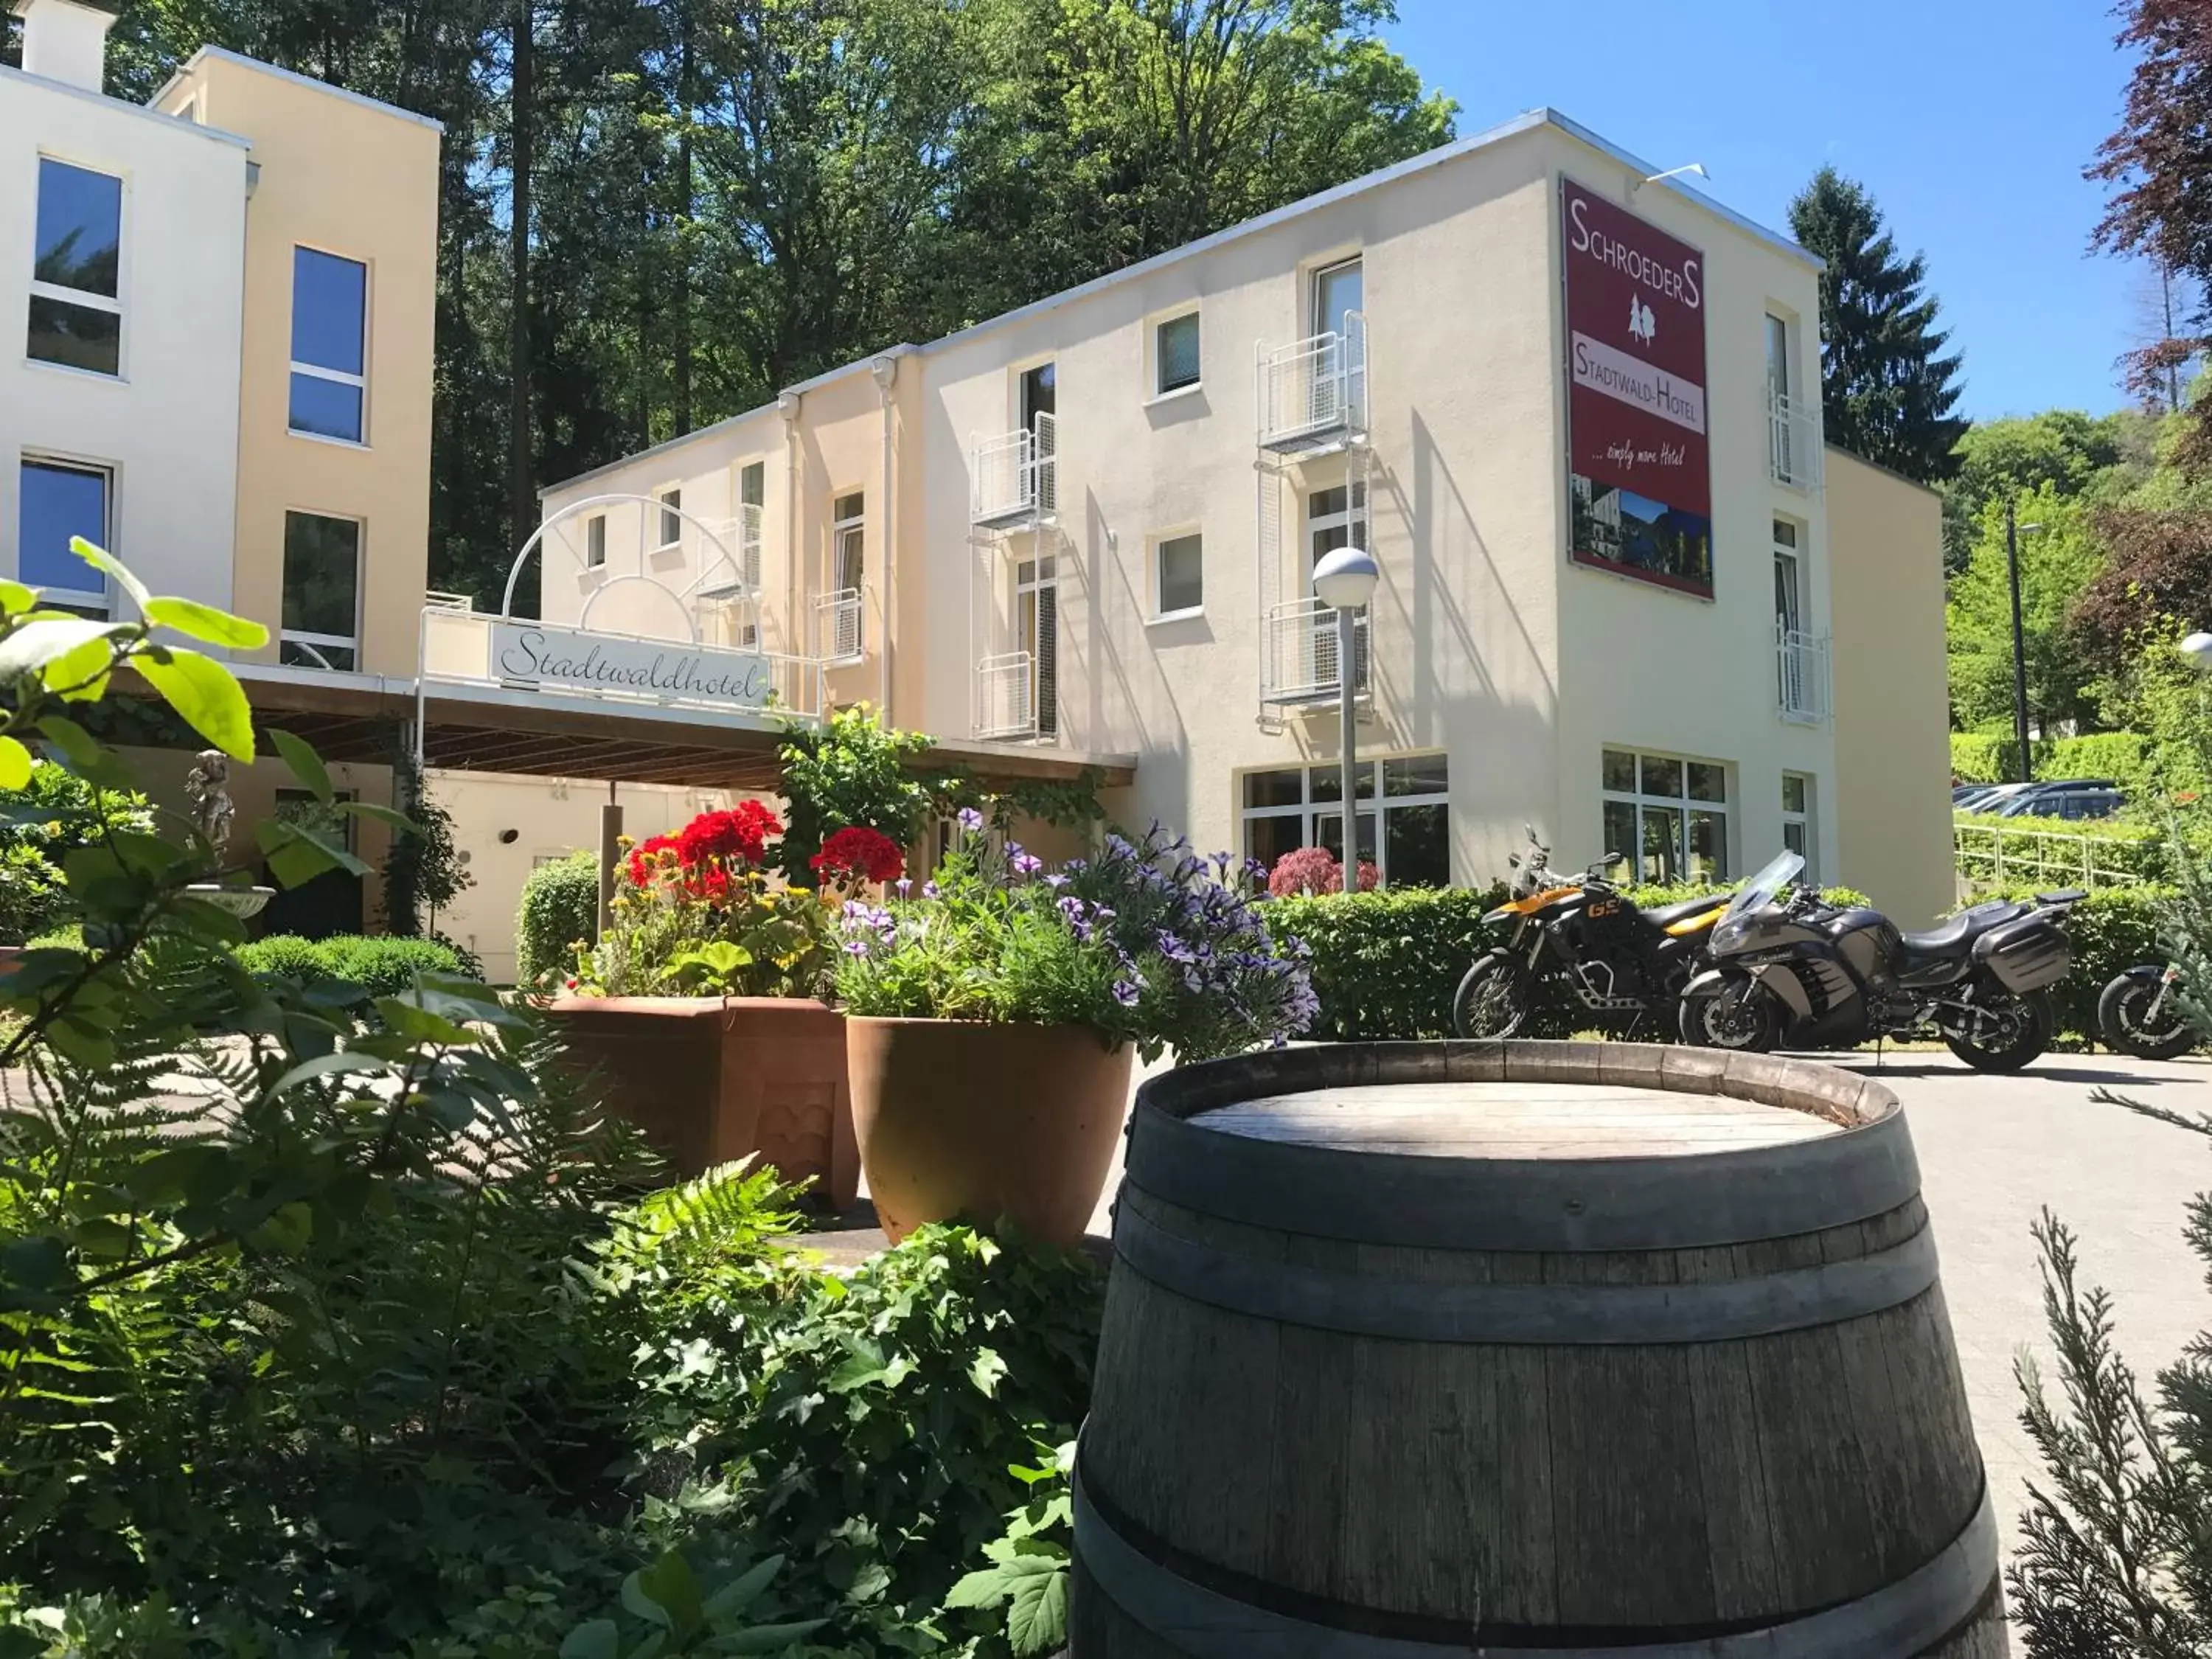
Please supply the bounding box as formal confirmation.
[1992,785,2124,821]
[1955,783,2036,813]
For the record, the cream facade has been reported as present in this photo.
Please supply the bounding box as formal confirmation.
[541,109,1950,919]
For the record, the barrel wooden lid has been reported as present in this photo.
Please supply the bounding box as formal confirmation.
[1196,1080,1844,1160]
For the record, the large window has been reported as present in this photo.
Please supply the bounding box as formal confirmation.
[1155,531,1203,618]
[1155,312,1200,395]
[29,159,123,378]
[17,458,110,615]
[1601,749,1728,885]
[289,248,368,442]
[281,511,362,670]
[1240,755,1449,888]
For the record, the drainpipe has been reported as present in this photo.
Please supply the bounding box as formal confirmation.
[779,389,801,691]
[872,355,897,720]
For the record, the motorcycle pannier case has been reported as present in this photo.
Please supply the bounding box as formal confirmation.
[1972,915,2071,994]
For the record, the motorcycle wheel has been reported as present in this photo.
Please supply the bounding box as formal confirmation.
[1941,991,2055,1074]
[1677,975,1780,1052]
[1453,951,1539,1038]
[2098,970,2197,1062]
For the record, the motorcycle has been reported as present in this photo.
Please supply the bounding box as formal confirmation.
[2098,963,2198,1061]
[1452,830,1733,1039]
[1678,851,2083,1073]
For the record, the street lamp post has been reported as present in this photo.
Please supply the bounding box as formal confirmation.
[2005,500,2035,785]
[1312,545,1381,874]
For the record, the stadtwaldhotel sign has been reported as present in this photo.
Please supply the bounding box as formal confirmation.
[1562,178,1714,598]
[490,621,774,710]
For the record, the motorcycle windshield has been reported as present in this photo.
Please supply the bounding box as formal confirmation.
[1725,852,1806,923]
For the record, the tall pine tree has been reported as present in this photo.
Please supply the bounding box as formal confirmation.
[1788,167,1969,483]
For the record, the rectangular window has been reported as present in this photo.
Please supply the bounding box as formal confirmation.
[1020,362,1056,431]
[1156,312,1200,394]
[281,511,362,671]
[1765,312,1792,400]
[655,487,682,551]
[585,513,607,568]
[1782,773,1814,877]
[1155,532,1203,617]
[288,247,367,442]
[1015,554,1057,738]
[1601,748,1729,886]
[29,159,124,378]
[824,490,865,661]
[1239,755,1449,888]
[738,461,765,586]
[16,458,110,614]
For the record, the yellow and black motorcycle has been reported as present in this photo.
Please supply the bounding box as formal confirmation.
[1451,833,1731,1039]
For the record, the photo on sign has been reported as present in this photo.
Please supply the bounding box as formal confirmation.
[1560,178,1714,598]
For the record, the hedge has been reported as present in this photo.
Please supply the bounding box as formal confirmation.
[1952,812,2169,884]
[237,934,464,997]
[1951,730,2152,790]
[1960,884,2194,1050]
[517,850,598,987]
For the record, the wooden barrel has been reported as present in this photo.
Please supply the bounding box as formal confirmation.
[1071,1040,2006,1658]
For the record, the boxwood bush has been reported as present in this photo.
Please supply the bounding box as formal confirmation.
[518,849,598,987]
[237,934,463,997]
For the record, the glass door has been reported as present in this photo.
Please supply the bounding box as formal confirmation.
[1310,258,1363,424]
[1306,480,1368,692]
[1015,554,1057,737]
[1773,518,1803,710]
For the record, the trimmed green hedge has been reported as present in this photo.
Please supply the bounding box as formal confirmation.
[1952,812,2169,884]
[238,934,463,997]
[1952,730,2151,790]
[517,850,598,987]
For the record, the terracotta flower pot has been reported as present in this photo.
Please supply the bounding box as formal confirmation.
[548,995,858,1208]
[845,1018,1133,1246]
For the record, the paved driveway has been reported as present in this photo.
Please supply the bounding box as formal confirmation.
[1093,1048,2212,1564]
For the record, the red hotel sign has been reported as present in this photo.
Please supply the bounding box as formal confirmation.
[1562,179,1714,597]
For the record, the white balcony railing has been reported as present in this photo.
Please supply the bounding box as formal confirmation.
[1261,597,1370,705]
[975,650,1036,740]
[1768,387,1823,491]
[816,586,864,663]
[1257,312,1366,452]
[971,412,1057,527]
[1777,625,1831,725]
[711,501,765,591]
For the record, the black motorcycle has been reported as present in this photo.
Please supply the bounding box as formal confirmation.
[2098,964,2197,1061]
[1452,832,1731,1039]
[1679,852,2083,1073]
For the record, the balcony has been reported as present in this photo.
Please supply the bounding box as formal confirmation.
[975,650,1037,740]
[709,501,765,591]
[816,586,864,664]
[971,413,1057,529]
[1260,597,1370,706]
[1256,312,1366,453]
[1777,625,1831,725]
[1768,387,1823,491]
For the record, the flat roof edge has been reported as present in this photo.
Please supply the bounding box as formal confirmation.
[152,46,445,133]
[3,62,254,147]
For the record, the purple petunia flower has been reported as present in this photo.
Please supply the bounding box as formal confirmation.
[1111,979,1141,1007]
[924,880,941,899]
[843,939,871,956]
[895,878,912,897]
[957,806,985,833]
[1043,872,1068,890]
[1010,849,1044,877]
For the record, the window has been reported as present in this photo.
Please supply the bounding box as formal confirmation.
[655,487,682,551]
[1155,532,1203,617]
[737,461,765,588]
[1781,772,1814,876]
[281,511,362,671]
[29,159,123,378]
[1303,478,1371,688]
[1239,755,1449,888]
[1312,257,1363,338]
[1765,313,1792,403]
[1015,554,1057,737]
[288,248,367,442]
[1155,312,1200,395]
[585,513,607,568]
[1602,749,1728,885]
[17,458,110,614]
[827,490,865,659]
[1020,362,1056,431]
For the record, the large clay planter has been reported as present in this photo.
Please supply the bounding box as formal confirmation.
[549,996,858,1208]
[845,1018,1133,1246]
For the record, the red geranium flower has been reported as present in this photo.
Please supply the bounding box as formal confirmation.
[811,825,906,884]
[627,832,678,888]
[675,801,783,872]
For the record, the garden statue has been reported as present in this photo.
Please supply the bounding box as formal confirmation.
[184,749,236,858]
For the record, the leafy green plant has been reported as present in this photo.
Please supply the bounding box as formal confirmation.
[0,759,154,943]
[382,744,476,939]
[520,849,600,987]
[238,931,465,995]
[561,1551,825,1658]
[776,706,938,889]
[944,1441,1074,1657]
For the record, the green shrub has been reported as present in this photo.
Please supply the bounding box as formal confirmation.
[0,761,154,942]
[518,851,599,987]
[1953,812,2171,885]
[1961,883,2185,1048]
[1952,729,2152,790]
[237,933,462,996]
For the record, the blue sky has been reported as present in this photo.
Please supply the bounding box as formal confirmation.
[1382,0,2145,421]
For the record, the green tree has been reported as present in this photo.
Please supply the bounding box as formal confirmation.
[1944,484,2105,737]
[1788,166,1969,484]
[1943,409,2138,573]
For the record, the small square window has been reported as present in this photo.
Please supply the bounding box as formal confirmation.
[1156,312,1200,394]
[1687,762,1728,803]
[1156,532,1203,616]
[656,488,682,549]
[585,515,606,568]
[1384,755,1449,798]
[1242,768,1303,810]
[1781,773,1808,815]
[1640,755,1684,800]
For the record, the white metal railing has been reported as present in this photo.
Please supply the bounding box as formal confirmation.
[712,502,765,591]
[1768,386,1823,491]
[1260,597,1370,704]
[971,412,1057,526]
[425,588,474,611]
[1954,824,2145,894]
[975,650,1036,739]
[1776,625,1831,724]
[1256,312,1366,451]
[816,586,863,662]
